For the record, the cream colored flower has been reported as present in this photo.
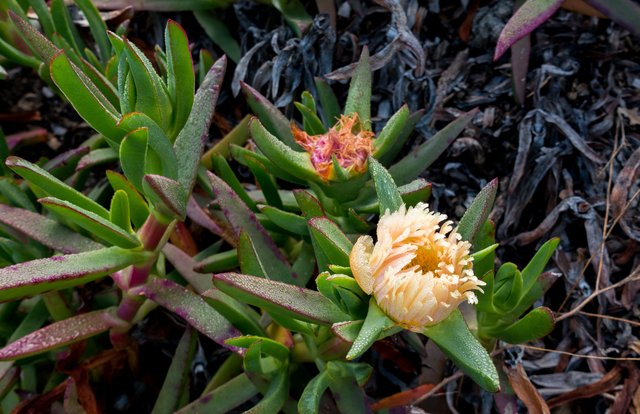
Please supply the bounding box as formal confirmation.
[349,203,484,332]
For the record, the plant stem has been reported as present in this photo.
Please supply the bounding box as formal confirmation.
[110,213,172,348]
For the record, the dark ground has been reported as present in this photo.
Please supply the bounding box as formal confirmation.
[0,0,639,412]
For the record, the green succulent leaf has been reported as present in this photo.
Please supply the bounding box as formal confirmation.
[372,105,410,158]
[298,370,332,414]
[106,171,150,228]
[0,247,151,301]
[242,82,298,149]
[8,10,59,62]
[258,205,308,236]
[6,157,110,220]
[245,367,289,414]
[472,220,497,280]
[346,298,396,360]
[211,154,257,211]
[193,11,241,64]
[213,272,350,325]
[26,0,55,38]
[165,20,195,139]
[76,147,118,172]
[202,289,265,337]
[123,38,173,130]
[119,127,149,191]
[457,179,498,243]
[109,190,133,234]
[195,249,239,273]
[308,217,353,267]
[50,0,86,56]
[117,112,179,180]
[249,119,318,182]
[73,0,111,65]
[226,336,290,362]
[151,327,198,414]
[50,52,122,142]
[294,190,324,218]
[0,308,114,360]
[369,157,403,215]
[39,197,141,249]
[423,309,499,392]
[344,48,371,126]
[314,77,341,128]
[138,278,241,351]
[294,101,325,135]
[244,155,283,209]
[174,57,225,203]
[389,108,478,185]
[521,238,559,293]
[494,307,555,344]
[0,204,102,253]
[176,374,257,414]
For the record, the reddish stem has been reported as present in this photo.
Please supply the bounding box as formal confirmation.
[110,214,171,348]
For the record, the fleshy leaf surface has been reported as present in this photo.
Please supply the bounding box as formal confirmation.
[213,272,350,325]
[138,278,241,351]
[0,308,114,360]
[0,247,151,301]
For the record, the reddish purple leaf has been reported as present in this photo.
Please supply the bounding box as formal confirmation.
[0,205,103,253]
[494,0,564,61]
[0,308,114,360]
[137,278,241,352]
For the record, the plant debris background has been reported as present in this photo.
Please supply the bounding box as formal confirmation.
[0,0,639,412]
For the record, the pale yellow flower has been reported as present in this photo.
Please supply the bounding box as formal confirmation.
[349,203,484,332]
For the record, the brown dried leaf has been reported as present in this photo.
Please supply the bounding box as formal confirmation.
[546,365,622,408]
[610,146,640,241]
[506,363,550,414]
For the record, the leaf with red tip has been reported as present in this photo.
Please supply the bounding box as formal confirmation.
[0,247,151,302]
[0,308,114,360]
[8,11,59,63]
[138,278,241,351]
[213,273,349,325]
[494,0,564,61]
[0,205,103,254]
[142,174,187,220]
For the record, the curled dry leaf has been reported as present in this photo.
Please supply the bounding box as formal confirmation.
[506,362,550,414]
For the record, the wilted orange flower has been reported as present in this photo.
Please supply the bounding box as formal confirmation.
[349,203,484,332]
[292,114,374,181]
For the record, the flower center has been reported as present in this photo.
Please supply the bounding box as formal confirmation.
[409,244,441,275]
